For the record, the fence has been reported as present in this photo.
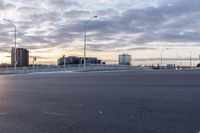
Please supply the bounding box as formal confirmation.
[0,64,151,75]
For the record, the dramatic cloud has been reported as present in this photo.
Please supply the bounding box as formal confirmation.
[46,0,81,9]
[0,0,200,64]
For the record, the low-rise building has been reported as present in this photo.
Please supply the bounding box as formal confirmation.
[57,56,103,65]
[118,54,132,65]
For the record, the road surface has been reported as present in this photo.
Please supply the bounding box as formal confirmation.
[0,70,200,133]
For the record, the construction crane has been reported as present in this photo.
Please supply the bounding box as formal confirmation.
[0,48,11,53]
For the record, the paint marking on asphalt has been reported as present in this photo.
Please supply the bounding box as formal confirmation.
[0,113,6,116]
[42,111,64,116]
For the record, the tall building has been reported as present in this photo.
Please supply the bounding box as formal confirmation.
[119,54,132,65]
[11,48,29,67]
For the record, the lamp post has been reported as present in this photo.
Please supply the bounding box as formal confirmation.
[160,50,163,67]
[189,51,192,68]
[32,57,37,72]
[3,19,17,70]
[63,55,66,71]
[160,48,169,67]
[84,16,97,69]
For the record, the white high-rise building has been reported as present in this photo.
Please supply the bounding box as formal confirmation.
[118,54,132,65]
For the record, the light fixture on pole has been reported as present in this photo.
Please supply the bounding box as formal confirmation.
[84,16,97,69]
[3,19,17,70]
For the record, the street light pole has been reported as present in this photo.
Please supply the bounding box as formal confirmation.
[3,19,17,70]
[84,16,97,69]
[84,23,86,69]
[190,51,192,68]
[14,26,17,70]
[63,55,66,71]
[160,50,163,67]
[160,48,169,67]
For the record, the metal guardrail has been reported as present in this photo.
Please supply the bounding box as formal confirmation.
[0,64,151,75]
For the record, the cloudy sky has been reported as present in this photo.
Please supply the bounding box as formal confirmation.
[0,0,200,65]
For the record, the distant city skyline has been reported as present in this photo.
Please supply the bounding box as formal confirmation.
[0,0,200,66]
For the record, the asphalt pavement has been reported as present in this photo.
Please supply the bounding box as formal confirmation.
[0,70,200,133]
